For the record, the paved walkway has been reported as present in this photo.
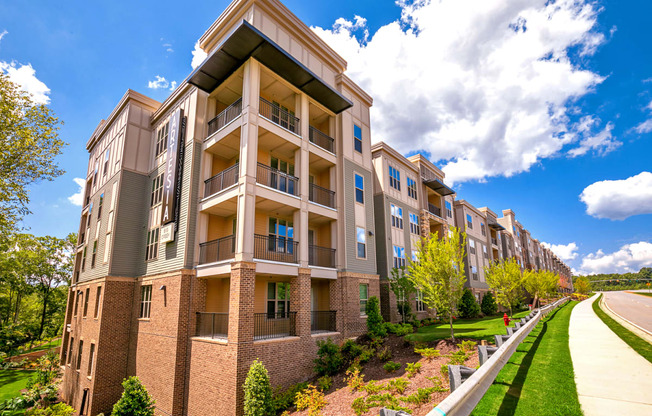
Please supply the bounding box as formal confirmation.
[569,295,652,416]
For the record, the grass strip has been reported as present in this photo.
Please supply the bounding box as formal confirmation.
[0,369,34,401]
[472,301,582,416]
[592,294,652,363]
[629,291,652,298]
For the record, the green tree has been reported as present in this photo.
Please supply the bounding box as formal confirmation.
[407,226,467,341]
[112,376,156,416]
[243,359,274,416]
[480,291,497,316]
[458,288,480,318]
[484,258,523,317]
[365,296,386,337]
[0,74,66,238]
[388,266,416,323]
[522,269,559,308]
[574,276,591,295]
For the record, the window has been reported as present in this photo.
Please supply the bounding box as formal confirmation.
[91,240,97,268]
[155,122,169,157]
[270,157,296,195]
[354,124,362,153]
[359,284,368,316]
[416,290,425,312]
[267,282,290,318]
[483,245,488,259]
[389,165,401,191]
[76,340,83,370]
[407,177,417,199]
[73,291,81,317]
[81,247,87,272]
[83,288,90,317]
[103,149,110,176]
[445,201,452,218]
[354,174,364,204]
[469,239,476,254]
[271,101,296,132]
[67,337,74,365]
[97,194,103,219]
[92,162,98,187]
[268,218,294,254]
[356,227,366,258]
[94,286,102,318]
[409,212,420,235]
[151,173,163,206]
[145,228,159,261]
[393,245,406,269]
[411,249,418,262]
[390,204,403,229]
[139,285,152,319]
[87,344,95,377]
[471,266,478,280]
[466,214,473,229]
[481,222,486,237]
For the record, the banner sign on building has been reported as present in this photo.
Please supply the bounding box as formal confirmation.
[161,108,186,229]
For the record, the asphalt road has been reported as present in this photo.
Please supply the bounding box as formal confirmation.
[603,290,652,332]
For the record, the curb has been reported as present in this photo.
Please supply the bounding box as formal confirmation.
[599,293,652,344]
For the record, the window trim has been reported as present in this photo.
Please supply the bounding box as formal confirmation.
[356,227,366,259]
[139,285,152,319]
[94,286,102,319]
[416,289,425,312]
[76,339,83,371]
[354,124,363,153]
[466,214,473,229]
[389,165,401,191]
[354,173,364,204]
[266,281,290,319]
[392,245,406,269]
[103,149,110,177]
[155,122,169,157]
[359,283,369,316]
[87,343,95,377]
[409,212,419,235]
[390,204,404,229]
[150,173,164,207]
[145,227,160,261]
[83,288,90,318]
[407,176,417,200]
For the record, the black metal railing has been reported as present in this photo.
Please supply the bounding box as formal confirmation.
[254,234,299,263]
[491,237,498,245]
[204,164,239,197]
[259,97,300,135]
[428,203,442,217]
[254,312,296,340]
[195,312,228,339]
[207,98,242,136]
[309,183,335,208]
[199,235,236,265]
[308,245,336,268]
[309,126,334,153]
[256,163,299,196]
[311,310,336,333]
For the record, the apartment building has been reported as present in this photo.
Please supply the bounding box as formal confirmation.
[60,1,380,415]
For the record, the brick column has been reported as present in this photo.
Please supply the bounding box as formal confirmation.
[292,268,311,338]
[328,278,343,333]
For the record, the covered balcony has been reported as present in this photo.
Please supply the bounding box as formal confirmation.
[198,214,237,265]
[259,68,300,136]
[308,101,335,153]
[308,158,336,209]
[308,215,336,269]
[311,278,336,333]
[254,277,296,340]
[196,277,230,339]
[205,67,243,139]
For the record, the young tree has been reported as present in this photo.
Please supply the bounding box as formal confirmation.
[574,276,591,295]
[407,226,467,341]
[388,266,416,323]
[458,288,481,318]
[481,291,497,316]
[243,359,274,416]
[522,269,559,308]
[484,258,523,316]
[112,376,156,416]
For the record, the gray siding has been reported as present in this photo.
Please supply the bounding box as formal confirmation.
[184,142,202,268]
[377,195,416,280]
[373,194,389,279]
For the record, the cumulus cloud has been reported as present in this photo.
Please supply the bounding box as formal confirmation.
[580,241,652,274]
[148,75,177,91]
[0,61,51,105]
[567,117,619,157]
[633,100,652,134]
[0,30,7,43]
[580,171,652,220]
[68,178,86,206]
[312,0,610,183]
[191,41,207,69]
[541,241,579,261]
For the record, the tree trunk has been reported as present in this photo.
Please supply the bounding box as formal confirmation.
[38,290,49,339]
[449,314,455,342]
[13,292,21,324]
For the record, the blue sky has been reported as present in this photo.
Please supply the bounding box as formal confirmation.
[1,0,651,274]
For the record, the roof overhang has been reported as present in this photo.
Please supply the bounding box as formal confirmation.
[188,20,353,114]
[424,178,455,196]
[488,222,505,231]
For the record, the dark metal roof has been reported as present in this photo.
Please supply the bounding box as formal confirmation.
[188,20,353,114]
[488,221,505,231]
[423,178,455,196]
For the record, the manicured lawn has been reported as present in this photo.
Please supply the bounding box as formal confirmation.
[593,294,652,363]
[472,301,582,416]
[405,310,530,343]
[24,338,62,354]
[0,369,34,401]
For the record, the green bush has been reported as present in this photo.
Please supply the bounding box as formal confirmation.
[406,362,422,378]
[243,360,274,416]
[358,347,375,364]
[341,339,364,363]
[401,387,436,405]
[387,377,409,394]
[294,385,326,416]
[362,380,385,395]
[272,382,308,414]
[317,375,332,392]
[384,322,413,336]
[365,296,387,337]
[481,291,497,316]
[377,346,392,362]
[383,361,401,373]
[313,338,343,376]
[458,289,481,318]
[112,376,156,416]
[26,403,75,416]
[414,347,441,361]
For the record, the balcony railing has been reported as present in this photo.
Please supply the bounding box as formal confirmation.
[309,183,335,208]
[259,97,300,135]
[254,312,296,340]
[204,164,239,198]
[491,237,498,246]
[195,312,228,339]
[207,98,242,137]
[256,163,299,196]
[199,235,236,265]
[311,310,337,333]
[428,203,442,217]
[308,245,336,268]
[309,126,334,153]
[254,234,298,263]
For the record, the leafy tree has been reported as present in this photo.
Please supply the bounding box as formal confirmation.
[480,291,497,316]
[365,296,386,337]
[574,276,591,295]
[522,270,558,308]
[484,258,523,317]
[388,266,416,323]
[407,226,467,341]
[0,74,66,238]
[112,376,156,416]
[243,359,273,416]
[458,288,480,318]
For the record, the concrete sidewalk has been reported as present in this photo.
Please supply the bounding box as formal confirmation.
[569,295,652,415]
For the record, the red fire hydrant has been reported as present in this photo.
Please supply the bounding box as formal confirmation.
[503,313,511,327]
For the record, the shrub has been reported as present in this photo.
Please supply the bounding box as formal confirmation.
[377,346,392,362]
[425,376,448,392]
[295,385,326,416]
[242,360,273,416]
[362,380,385,395]
[459,340,477,354]
[351,397,368,416]
[358,347,375,363]
[26,403,75,416]
[458,289,481,318]
[414,347,441,361]
[385,322,413,336]
[481,291,498,316]
[366,394,408,412]
[365,296,387,337]
[383,361,401,373]
[341,339,364,363]
[447,350,467,365]
[406,362,422,378]
[387,377,409,394]
[313,338,343,376]
[112,376,156,416]
[401,387,436,405]
[316,376,332,392]
[345,367,365,392]
[440,364,449,377]
[272,382,308,414]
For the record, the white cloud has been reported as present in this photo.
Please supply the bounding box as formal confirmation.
[191,41,207,69]
[633,100,652,134]
[580,171,652,220]
[0,30,7,43]
[0,61,51,105]
[67,178,86,206]
[567,117,619,157]
[541,241,579,261]
[148,75,177,91]
[312,0,610,183]
[580,241,652,274]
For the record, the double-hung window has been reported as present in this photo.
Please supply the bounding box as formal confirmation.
[103,149,110,176]
[393,245,406,269]
[481,222,486,236]
[87,344,95,377]
[483,245,488,259]
[67,337,74,365]
[356,227,366,258]
[407,177,417,199]
[97,194,103,219]
[91,241,97,268]
[466,214,473,229]
[391,204,403,229]
[271,101,296,133]
[416,290,425,312]
[139,285,152,318]
[145,227,159,261]
[359,284,368,316]
[155,122,169,157]
[267,282,290,318]
[270,157,296,195]
[83,288,90,317]
[94,286,102,319]
[268,218,294,254]
[76,340,83,370]
[151,174,163,206]
[445,201,452,218]
[355,174,364,204]
[411,249,418,262]
[389,165,401,191]
[471,266,478,280]
[469,239,476,255]
[409,212,419,235]
[354,124,362,153]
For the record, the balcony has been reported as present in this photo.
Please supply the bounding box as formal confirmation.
[254,234,298,263]
[256,163,299,196]
[259,97,300,135]
[198,236,236,265]
[491,237,498,246]
[254,312,297,341]
[204,164,239,198]
[207,98,242,137]
[308,245,336,268]
[195,312,228,339]
[309,183,335,208]
[309,126,334,153]
[311,310,336,333]
[428,203,442,217]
